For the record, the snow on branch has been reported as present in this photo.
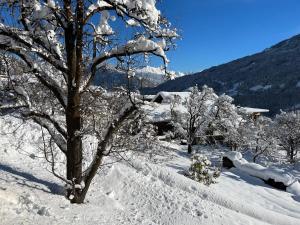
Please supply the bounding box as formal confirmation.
[85,1,114,23]
[0,41,67,108]
[94,10,115,36]
[93,35,168,67]
[103,0,160,28]
[0,23,67,74]
[85,0,178,38]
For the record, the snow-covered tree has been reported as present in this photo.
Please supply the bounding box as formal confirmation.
[273,111,300,163]
[0,0,177,203]
[171,86,218,154]
[171,86,244,154]
[222,110,277,160]
[224,118,252,151]
[250,116,277,162]
[206,94,241,145]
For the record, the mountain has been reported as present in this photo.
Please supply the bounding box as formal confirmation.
[144,34,300,115]
[93,65,184,90]
[93,65,162,90]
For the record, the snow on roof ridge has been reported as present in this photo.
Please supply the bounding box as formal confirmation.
[239,107,269,113]
[151,91,191,103]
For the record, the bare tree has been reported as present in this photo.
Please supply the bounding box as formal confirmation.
[224,118,252,151]
[206,94,241,145]
[0,0,177,203]
[251,116,277,162]
[171,86,243,154]
[171,86,217,154]
[273,111,300,163]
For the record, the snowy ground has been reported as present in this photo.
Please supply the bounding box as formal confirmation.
[1,116,300,225]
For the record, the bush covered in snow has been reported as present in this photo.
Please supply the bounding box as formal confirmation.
[188,154,220,185]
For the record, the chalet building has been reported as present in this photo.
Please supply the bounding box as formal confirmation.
[145,92,270,141]
[144,91,191,135]
[152,91,191,104]
[143,102,174,135]
[142,95,156,102]
[238,107,270,121]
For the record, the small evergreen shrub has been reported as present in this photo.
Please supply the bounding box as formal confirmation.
[188,154,220,185]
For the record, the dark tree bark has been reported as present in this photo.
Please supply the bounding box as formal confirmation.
[188,144,192,154]
[253,154,259,163]
[64,0,84,203]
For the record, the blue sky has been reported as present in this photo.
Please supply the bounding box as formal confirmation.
[159,0,300,73]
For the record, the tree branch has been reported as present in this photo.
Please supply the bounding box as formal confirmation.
[0,42,67,108]
[80,102,138,200]
[0,24,68,74]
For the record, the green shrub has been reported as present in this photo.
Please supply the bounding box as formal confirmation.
[188,154,220,185]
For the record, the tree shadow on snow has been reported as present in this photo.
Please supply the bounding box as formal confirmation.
[292,195,300,203]
[176,150,190,159]
[224,168,268,187]
[222,172,243,182]
[0,164,64,195]
[166,163,189,172]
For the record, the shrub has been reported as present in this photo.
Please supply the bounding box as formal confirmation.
[188,154,220,185]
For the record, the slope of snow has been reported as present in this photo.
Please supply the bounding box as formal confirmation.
[1,116,300,225]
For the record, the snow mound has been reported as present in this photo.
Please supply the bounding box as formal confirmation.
[287,182,300,196]
[224,152,300,195]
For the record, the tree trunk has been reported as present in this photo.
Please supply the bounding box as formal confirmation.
[188,144,192,154]
[64,0,85,203]
[253,145,259,162]
[66,90,83,203]
[290,147,295,163]
[253,154,258,163]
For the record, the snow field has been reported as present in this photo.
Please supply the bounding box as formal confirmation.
[1,116,300,225]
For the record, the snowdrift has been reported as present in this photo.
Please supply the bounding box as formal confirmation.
[223,151,300,196]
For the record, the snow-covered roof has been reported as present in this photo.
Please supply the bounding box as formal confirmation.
[142,101,188,123]
[239,107,269,114]
[152,91,190,103]
[143,95,156,100]
[142,103,172,122]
